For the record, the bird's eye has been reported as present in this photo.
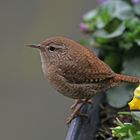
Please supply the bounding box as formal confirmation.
[48,46,56,52]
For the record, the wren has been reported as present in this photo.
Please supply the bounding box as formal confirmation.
[28,36,140,123]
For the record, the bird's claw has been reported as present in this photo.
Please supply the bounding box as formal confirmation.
[67,99,92,124]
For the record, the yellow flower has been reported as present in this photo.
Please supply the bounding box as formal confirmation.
[128,85,140,110]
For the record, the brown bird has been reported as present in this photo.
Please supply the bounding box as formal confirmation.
[28,36,140,123]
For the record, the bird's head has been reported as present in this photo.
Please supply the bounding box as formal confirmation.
[28,36,88,67]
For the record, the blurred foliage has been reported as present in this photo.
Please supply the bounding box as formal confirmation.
[80,0,140,108]
[112,112,140,140]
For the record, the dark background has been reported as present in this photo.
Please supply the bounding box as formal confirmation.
[0,0,97,139]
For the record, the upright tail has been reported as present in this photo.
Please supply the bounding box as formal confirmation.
[114,74,140,84]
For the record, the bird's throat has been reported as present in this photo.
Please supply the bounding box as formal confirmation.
[39,51,49,77]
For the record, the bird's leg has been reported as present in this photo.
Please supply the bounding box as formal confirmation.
[67,101,85,124]
[70,99,81,110]
[67,99,93,124]
[70,99,93,110]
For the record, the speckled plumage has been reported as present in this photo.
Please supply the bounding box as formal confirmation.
[29,36,140,99]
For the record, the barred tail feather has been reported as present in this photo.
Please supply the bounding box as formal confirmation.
[115,74,140,84]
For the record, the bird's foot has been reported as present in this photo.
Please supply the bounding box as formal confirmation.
[70,99,93,110]
[67,99,92,124]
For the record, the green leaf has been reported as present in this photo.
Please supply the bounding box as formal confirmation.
[107,47,140,108]
[83,7,112,29]
[108,47,140,108]
[134,3,140,15]
[104,52,122,72]
[112,123,136,139]
[94,23,125,39]
[132,112,140,120]
[123,57,140,77]
[101,0,134,20]
[105,23,125,38]
[133,135,140,140]
[79,39,89,46]
[125,17,140,30]
[83,0,134,32]
[96,8,111,29]
[119,41,133,50]
[95,36,110,44]
[122,48,140,77]
[106,84,133,108]
[105,18,121,33]
[135,39,140,46]
[123,19,140,47]
[83,9,98,21]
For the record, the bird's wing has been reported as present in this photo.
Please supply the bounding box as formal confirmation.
[58,55,114,84]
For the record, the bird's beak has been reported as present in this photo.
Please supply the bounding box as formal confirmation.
[27,44,43,49]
